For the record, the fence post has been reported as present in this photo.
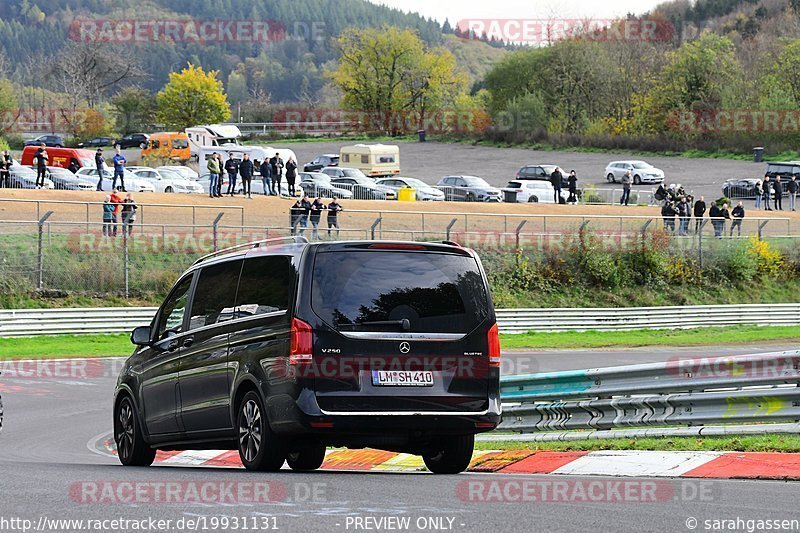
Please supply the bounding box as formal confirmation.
[212,212,224,251]
[123,229,129,298]
[370,217,382,240]
[37,211,54,289]
[192,206,197,236]
[515,220,528,265]
[698,219,708,267]
[446,218,458,242]
[758,220,769,240]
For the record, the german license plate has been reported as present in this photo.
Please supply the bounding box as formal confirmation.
[371,370,434,387]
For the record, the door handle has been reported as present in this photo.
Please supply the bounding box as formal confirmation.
[182,336,194,348]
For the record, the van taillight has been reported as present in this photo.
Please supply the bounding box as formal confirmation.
[487,323,501,367]
[289,318,313,365]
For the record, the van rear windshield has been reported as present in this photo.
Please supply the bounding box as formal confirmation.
[311,251,489,334]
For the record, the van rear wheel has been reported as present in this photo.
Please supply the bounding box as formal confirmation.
[286,443,326,471]
[422,434,474,474]
[237,391,286,471]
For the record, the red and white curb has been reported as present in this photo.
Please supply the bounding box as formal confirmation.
[97,437,800,479]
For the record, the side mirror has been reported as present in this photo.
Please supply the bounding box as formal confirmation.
[131,326,152,346]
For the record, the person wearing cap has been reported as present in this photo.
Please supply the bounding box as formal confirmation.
[94,148,106,190]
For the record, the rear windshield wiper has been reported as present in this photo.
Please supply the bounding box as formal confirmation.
[340,318,411,331]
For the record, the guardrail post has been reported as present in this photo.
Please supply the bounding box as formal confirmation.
[446,218,458,241]
[579,220,590,249]
[37,211,54,289]
[370,217,382,240]
[123,228,129,298]
[212,212,224,251]
[758,220,769,240]
[515,220,528,265]
[698,219,708,267]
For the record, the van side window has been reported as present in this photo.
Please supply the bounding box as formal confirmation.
[235,256,293,316]
[188,260,243,329]
[156,275,194,340]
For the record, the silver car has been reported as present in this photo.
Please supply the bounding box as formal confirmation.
[436,175,502,202]
[605,161,665,185]
[376,177,445,201]
[45,166,95,190]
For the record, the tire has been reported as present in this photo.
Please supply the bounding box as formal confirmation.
[634,175,641,185]
[286,443,326,472]
[237,391,286,471]
[528,196,538,203]
[607,173,615,183]
[114,395,156,467]
[422,434,475,474]
[165,186,173,193]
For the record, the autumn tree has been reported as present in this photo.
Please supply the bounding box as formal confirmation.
[155,64,230,130]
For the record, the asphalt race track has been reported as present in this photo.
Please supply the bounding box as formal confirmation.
[2,349,800,532]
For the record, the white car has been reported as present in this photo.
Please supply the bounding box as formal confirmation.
[75,167,156,192]
[376,176,445,201]
[9,164,54,189]
[128,166,204,194]
[45,166,95,191]
[501,180,556,203]
[157,165,199,181]
[605,160,665,185]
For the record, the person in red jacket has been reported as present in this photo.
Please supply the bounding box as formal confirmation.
[109,188,123,237]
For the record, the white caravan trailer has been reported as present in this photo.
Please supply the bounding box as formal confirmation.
[185,124,242,159]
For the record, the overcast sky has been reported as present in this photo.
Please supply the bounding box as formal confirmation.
[367,0,666,24]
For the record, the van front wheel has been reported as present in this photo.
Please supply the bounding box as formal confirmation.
[422,434,474,474]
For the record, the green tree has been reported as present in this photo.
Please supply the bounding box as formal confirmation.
[330,26,468,134]
[111,86,155,135]
[155,64,230,130]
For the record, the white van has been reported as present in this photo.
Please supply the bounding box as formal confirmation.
[339,144,400,178]
[198,145,298,176]
[186,124,242,159]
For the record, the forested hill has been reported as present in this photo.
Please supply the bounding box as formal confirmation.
[0,0,451,101]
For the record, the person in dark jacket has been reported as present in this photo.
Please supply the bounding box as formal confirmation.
[121,192,137,237]
[309,196,325,240]
[788,176,798,211]
[550,167,563,203]
[102,195,114,236]
[35,145,48,188]
[270,153,284,195]
[260,159,273,195]
[224,155,240,196]
[693,195,706,234]
[661,201,677,233]
[654,184,667,204]
[763,176,772,211]
[327,197,343,239]
[718,202,731,238]
[239,153,254,199]
[620,170,632,206]
[285,157,298,196]
[709,202,720,237]
[567,170,578,203]
[754,179,763,209]
[676,196,691,236]
[0,150,11,188]
[290,195,311,235]
[774,176,783,210]
[68,158,80,174]
[731,201,745,237]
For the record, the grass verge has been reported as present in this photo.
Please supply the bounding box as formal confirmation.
[1,325,798,359]
[475,435,800,453]
[501,325,800,350]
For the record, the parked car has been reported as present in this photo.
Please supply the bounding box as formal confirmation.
[303,154,339,172]
[765,161,800,183]
[605,161,665,184]
[114,133,150,149]
[45,166,95,191]
[75,167,156,192]
[23,134,65,148]
[376,177,445,201]
[9,164,55,189]
[514,164,570,189]
[330,175,397,200]
[722,178,761,199]
[501,180,556,203]
[298,172,353,199]
[116,238,500,473]
[128,166,204,194]
[436,175,502,202]
[78,137,114,148]
[320,166,369,180]
[156,165,199,181]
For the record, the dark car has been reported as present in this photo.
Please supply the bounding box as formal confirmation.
[79,137,114,148]
[722,178,761,199]
[115,133,150,149]
[23,134,65,148]
[515,164,571,189]
[115,237,500,474]
[303,154,339,172]
[765,162,800,187]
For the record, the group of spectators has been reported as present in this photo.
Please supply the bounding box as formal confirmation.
[655,185,746,238]
[206,152,298,199]
[548,167,579,204]
[290,195,343,240]
[0,150,11,188]
[753,175,798,211]
[101,188,137,237]
[94,147,127,191]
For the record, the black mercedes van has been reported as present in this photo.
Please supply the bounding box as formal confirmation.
[114,238,501,474]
